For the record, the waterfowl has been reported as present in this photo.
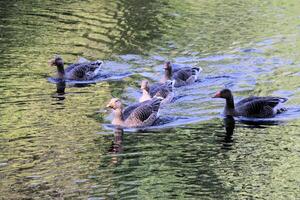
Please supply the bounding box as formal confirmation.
[106,97,162,128]
[49,55,103,81]
[161,61,201,87]
[213,89,288,118]
[139,80,174,104]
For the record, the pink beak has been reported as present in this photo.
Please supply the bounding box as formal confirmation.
[212,91,221,98]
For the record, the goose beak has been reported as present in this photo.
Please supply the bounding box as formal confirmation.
[212,91,221,98]
[48,59,55,66]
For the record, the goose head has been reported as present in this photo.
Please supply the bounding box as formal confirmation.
[106,98,123,110]
[140,80,150,91]
[213,89,233,100]
[164,61,172,71]
[49,55,64,68]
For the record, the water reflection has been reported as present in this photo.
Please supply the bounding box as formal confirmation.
[223,115,235,146]
[108,0,172,53]
[56,80,66,94]
[51,80,66,101]
[224,116,235,136]
[1,0,300,199]
[108,128,124,165]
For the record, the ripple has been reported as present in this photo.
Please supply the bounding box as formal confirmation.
[47,72,131,85]
[1,0,300,199]
[102,116,214,133]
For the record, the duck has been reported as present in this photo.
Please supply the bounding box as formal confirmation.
[106,97,162,128]
[213,89,288,118]
[139,79,174,104]
[49,55,103,81]
[161,61,201,87]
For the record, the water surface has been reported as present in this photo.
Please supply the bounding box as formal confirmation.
[1,0,300,199]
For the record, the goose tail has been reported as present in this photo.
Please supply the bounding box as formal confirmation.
[192,67,202,79]
[165,80,175,91]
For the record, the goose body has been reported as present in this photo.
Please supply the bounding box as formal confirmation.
[106,98,162,128]
[161,61,201,87]
[139,80,174,104]
[213,89,288,118]
[49,56,103,81]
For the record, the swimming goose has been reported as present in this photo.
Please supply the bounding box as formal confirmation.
[106,97,162,128]
[161,61,201,87]
[213,89,288,118]
[49,55,103,81]
[139,80,174,104]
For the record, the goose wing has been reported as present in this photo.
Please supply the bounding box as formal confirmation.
[66,61,103,80]
[149,82,173,98]
[123,99,159,119]
[65,62,82,73]
[173,68,194,81]
[237,96,287,107]
[126,104,154,123]
[125,98,161,127]
[236,97,287,117]
[123,102,144,119]
[149,83,163,97]
[236,96,260,107]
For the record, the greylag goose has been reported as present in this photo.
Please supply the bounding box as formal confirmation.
[161,61,201,87]
[213,89,288,118]
[49,55,103,81]
[139,80,174,104]
[106,97,162,128]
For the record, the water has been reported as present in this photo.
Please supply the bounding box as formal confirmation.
[1,0,300,199]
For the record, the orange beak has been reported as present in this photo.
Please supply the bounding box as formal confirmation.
[212,91,221,98]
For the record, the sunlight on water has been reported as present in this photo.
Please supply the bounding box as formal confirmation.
[0,0,300,199]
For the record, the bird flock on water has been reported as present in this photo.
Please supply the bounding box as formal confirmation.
[49,55,288,128]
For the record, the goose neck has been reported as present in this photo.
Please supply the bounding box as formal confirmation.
[165,68,172,79]
[112,108,125,126]
[141,89,152,102]
[225,96,235,116]
[56,64,65,79]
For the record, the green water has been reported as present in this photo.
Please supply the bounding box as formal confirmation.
[0,0,300,199]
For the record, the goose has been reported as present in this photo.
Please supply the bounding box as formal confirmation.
[49,55,103,81]
[161,61,201,87]
[213,89,288,118]
[106,97,162,128]
[139,79,174,104]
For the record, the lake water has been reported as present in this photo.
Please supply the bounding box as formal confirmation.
[0,0,300,199]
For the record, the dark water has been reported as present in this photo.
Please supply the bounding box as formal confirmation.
[1,0,300,199]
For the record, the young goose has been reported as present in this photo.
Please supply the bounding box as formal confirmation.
[161,61,201,87]
[139,80,174,104]
[49,55,103,81]
[106,97,162,128]
[213,89,288,118]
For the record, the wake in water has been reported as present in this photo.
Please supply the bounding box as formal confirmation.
[102,115,214,132]
[48,72,132,85]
